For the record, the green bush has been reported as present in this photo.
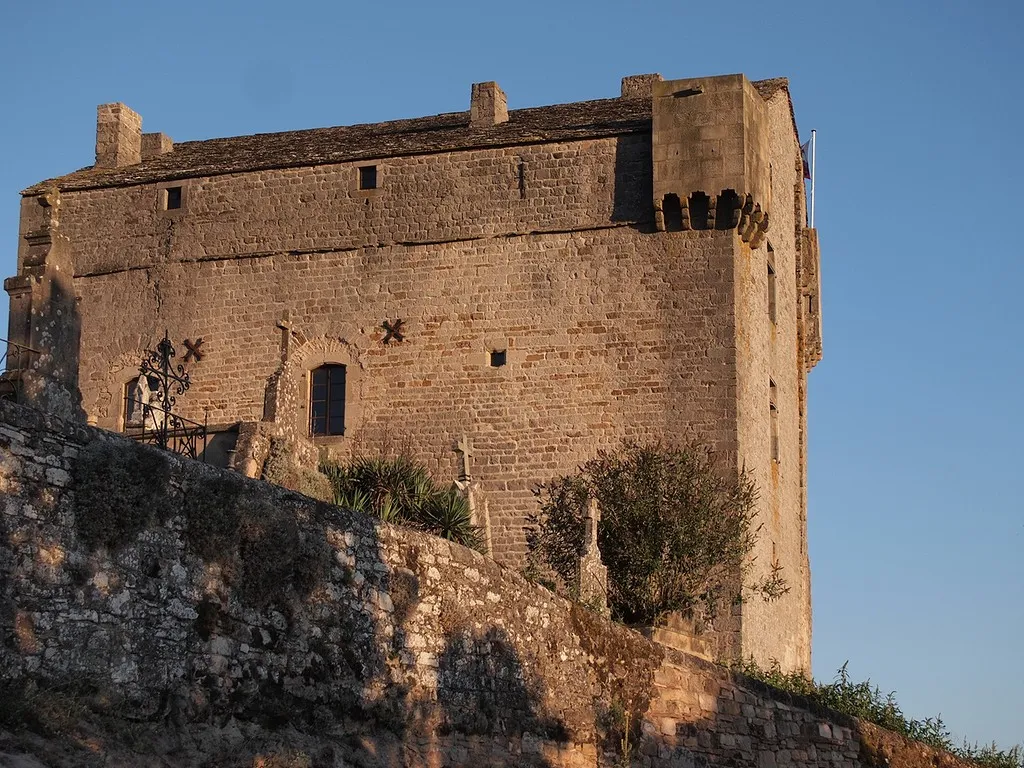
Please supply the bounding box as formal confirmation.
[527,441,786,626]
[734,659,1024,768]
[319,455,483,551]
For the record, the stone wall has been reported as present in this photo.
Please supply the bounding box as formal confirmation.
[27,135,650,278]
[733,89,812,671]
[0,401,974,767]
[70,218,741,566]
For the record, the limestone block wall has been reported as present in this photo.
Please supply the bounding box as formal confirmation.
[0,401,973,768]
[71,223,741,565]
[734,90,812,671]
[37,135,650,278]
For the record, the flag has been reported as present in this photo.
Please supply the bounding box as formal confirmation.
[800,140,812,180]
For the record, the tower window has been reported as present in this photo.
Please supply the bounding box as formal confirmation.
[769,378,780,462]
[358,165,378,190]
[310,364,347,436]
[767,244,777,324]
[490,349,507,367]
[165,186,182,210]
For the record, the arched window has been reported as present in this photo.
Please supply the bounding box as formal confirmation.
[310,364,346,436]
[124,374,161,429]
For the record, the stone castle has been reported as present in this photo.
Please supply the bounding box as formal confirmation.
[2,71,822,671]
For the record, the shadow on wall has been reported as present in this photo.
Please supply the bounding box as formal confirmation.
[438,627,563,765]
[611,134,654,225]
[0,408,984,768]
[4,275,84,424]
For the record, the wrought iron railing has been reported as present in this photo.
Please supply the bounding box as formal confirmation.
[0,338,40,401]
[124,333,208,461]
[125,397,208,461]
[0,337,39,371]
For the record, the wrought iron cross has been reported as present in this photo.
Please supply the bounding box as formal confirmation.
[183,337,205,363]
[381,318,405,344]
[139,332,191,447]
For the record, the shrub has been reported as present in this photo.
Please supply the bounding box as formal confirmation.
[319,456,483,550]
[734,659,1024,768]
[527,441,786,626]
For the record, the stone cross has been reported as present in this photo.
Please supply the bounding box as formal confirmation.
[277,310,293,363]
[585,497,600,554]
[454,434,474,483]
[578,496,608,615]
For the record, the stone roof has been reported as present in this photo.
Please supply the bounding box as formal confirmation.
[24,78,795,194]
[24,98,651,195]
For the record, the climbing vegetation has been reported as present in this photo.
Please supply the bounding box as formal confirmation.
[734,659,1023,768]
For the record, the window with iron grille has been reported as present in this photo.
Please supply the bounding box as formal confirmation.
[310,364,346,436]
[358,165,377,190]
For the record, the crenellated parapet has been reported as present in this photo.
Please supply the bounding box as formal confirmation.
[651,74,772,248]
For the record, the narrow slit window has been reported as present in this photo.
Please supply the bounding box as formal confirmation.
[769,378,780,462]
[767,243,777,324]
[358,165,378,190]
[310,364,347,436]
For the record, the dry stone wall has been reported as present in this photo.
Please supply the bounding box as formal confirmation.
[0,401,975,768]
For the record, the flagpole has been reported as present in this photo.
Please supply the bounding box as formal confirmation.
[810,129,817,228]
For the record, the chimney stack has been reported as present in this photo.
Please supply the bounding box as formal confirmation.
[95,103,142,168]
[141,132,173,160]
[470,82,508,128]
[621,73,663,99]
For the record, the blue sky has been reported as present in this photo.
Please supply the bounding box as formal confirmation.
[2,0,1021,749]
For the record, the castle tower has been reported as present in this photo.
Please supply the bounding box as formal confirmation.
[3,73,821,671]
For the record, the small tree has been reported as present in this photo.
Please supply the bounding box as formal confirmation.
[527,441,787,626]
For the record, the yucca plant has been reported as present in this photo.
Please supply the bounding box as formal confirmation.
[320,455,483,551]
[421,488,483,549]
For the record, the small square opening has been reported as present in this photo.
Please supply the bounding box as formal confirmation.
[489,350,507,368]
[358,165,377,190]
[165,186,182,210]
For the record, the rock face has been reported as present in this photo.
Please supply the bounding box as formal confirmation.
[0,400,976,767]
